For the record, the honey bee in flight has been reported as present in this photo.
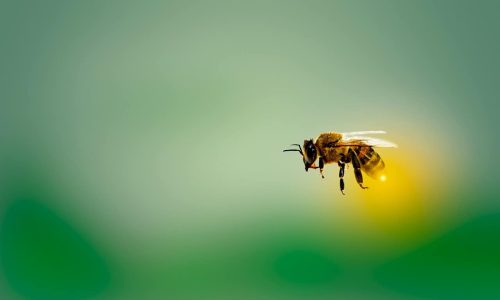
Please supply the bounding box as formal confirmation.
[283,131,397,194]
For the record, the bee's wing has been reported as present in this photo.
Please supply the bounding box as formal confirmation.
[342,135,398,148]
[341,130,386,138]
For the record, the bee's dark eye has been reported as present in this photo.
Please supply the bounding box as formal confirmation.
[306,145,316,157]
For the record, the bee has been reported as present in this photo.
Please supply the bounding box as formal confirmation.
[283,131,397,194]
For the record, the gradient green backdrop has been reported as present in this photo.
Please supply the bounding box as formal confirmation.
[1,1,499,299]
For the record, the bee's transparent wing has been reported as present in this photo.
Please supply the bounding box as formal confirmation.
[342,130,386,138]
[342,131,397,148]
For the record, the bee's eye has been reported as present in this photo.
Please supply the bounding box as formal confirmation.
[306,145,316,157]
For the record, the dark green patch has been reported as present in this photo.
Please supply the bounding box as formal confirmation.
[273,247,340,286]
[0,197,110,300]
[375,213,500,300]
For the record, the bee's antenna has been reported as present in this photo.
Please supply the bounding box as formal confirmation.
[283,144,303,155]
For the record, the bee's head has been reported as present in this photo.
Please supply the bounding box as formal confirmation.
[302,139,317,171]
[283,139,317,172]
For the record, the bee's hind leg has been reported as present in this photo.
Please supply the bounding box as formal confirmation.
[349,149,368,189]
[338,161,345,195]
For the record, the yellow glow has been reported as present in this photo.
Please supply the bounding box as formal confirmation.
[319,132,457,251]
[356,152,428,234]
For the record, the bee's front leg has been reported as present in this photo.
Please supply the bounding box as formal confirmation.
[307,162,325,179]
[319,157,325,179]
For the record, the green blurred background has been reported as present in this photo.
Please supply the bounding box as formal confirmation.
[1,0,499,299]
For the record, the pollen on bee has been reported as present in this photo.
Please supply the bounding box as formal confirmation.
[380,175,387,182]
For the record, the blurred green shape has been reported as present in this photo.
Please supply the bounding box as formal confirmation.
[273,247,341,286]
[0,197,110,299]
[375,211,500,299]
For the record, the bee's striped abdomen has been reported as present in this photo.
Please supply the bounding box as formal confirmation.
[355,146,385,179]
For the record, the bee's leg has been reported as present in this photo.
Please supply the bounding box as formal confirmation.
[319,157,325,179]
[338,161,345,195]
[349,149,368,189]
